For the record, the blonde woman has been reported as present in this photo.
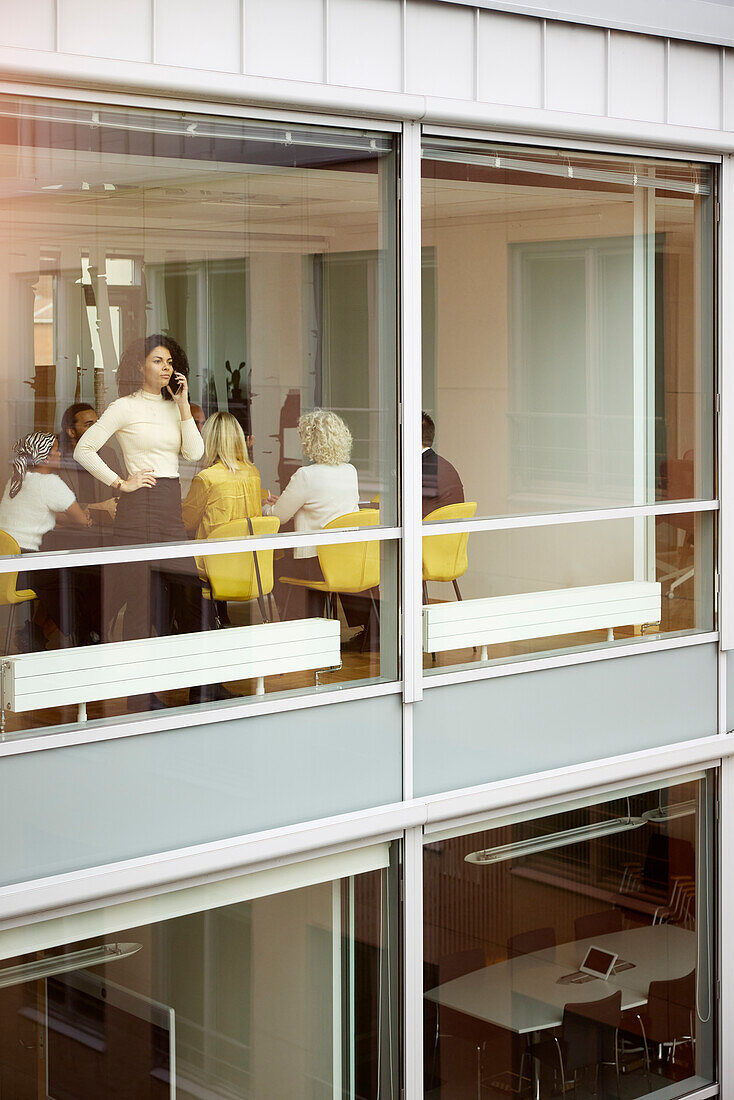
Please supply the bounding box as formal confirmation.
[182,411,262,539]
[267,409,359,617]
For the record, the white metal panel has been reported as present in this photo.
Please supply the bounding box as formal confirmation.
[58,0,152,62]
[329,0,402,92]
[1,0,56,50]
[545,20,607,115]
[668,41,722,129]
[724,49,734,131]
[155,0,241,73]
[245,0,324,82]
[433,0,734,51]
[405,0,474,100]
[608,30,665,123]
[477,10,542,108]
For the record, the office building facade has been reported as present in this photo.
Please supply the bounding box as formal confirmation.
[0,0,731,1096]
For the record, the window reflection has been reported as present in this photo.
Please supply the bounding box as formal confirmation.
[0,851,398,1099]
[424,780,714,1098]
[0,99,398,727]
[421,141,715,517]
[422,513,713,672]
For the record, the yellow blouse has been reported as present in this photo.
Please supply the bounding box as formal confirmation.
[182,461,262,540]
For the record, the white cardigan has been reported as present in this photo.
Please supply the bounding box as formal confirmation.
[269,463,359,558]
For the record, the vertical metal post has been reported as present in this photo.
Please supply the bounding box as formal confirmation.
[403,825,424,1100]
[719,155,734,653]
[401,121,423,707]
[719,760,733,1095]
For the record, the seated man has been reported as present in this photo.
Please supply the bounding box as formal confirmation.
[57,402,121,542]
[422,411,464,518]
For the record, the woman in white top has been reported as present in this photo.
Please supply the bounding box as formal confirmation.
[267,409,359,618]
[0,432,92,646]
[74,334,204,646]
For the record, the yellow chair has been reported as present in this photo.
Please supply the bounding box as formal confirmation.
[0,530,37,655]
[280,510,380,625]
[422,502,477,606]
[201,516,280,626]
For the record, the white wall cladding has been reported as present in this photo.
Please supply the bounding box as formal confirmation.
[3,0,734,136]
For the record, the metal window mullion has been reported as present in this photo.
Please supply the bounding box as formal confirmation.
[419,499,719,539]
[0,526,403,574]
[402,825,424,1100]
[400,121,423,705]
[720,155,734,650]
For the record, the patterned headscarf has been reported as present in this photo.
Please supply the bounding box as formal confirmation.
[10,432,56,498]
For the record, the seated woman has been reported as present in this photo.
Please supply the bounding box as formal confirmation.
[182,411,262,539]
[266,409,359,618]
[0,432,92,648]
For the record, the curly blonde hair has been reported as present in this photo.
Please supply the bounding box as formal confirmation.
[298,409,352,465]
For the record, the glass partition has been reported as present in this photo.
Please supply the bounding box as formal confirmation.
[0,533,399,735]
[0,96,398,557]
[0,843,399,1098]
[423,777,715,1099]
[422,511,714,673]
[421,140,715,518]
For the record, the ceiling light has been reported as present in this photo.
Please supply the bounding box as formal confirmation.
[0,942,142,990]
[465,816,645,865]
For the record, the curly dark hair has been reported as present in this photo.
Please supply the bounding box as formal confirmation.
[116,334,190,400]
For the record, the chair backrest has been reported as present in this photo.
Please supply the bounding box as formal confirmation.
[562,990,622,1074]
[422,502,477,583]
[643,969,696,1045]
[506,926,555,959]
[0,529,24,607]
[574,909,624,941]
[202,516,280,602]
[318,510,380,593]
[437,948,485,986]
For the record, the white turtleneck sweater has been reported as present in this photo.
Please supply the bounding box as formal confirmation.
[74,391,204,487]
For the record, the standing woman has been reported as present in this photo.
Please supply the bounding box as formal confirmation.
[74,334,204,643]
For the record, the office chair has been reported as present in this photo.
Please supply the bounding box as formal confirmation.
[200,516,280,625]
[0,530,37,655]
[507,926,556,958]
[280,510,380,633]
[531,990,623,1098]
[422,501,477,606]
[574,909,624,941]
[621,969,696,1085]
[657,452,694,599]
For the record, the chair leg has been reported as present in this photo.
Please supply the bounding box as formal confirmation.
[257,593,269,623]
[268,593,277,622]
[452,579,463,601]
[422,581,429,605]
[282,586,292,620]
[4,603,15,656]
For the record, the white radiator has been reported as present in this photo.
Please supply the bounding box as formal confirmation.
[1,618,341,723]
[423,581,662,658]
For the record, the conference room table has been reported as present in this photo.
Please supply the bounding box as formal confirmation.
[425,924,697,1036]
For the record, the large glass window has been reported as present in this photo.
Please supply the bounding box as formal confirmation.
[423,511,714,673]
[421,141,715,517]
[423,776,715,1099]
[0,98,398,729]
[420,138,716,675]
[0,843,399,1099]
